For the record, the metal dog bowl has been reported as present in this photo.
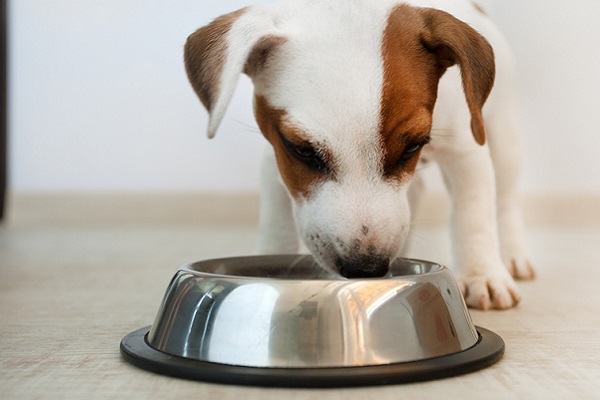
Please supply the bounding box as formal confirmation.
[121,255,504,387]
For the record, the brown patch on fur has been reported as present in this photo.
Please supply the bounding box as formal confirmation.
[380,5,441,179]
[254,96,328,200]
[380,4,495,156]
[418,7,495,145]
[184,8,248,111]
[244,36,287,76]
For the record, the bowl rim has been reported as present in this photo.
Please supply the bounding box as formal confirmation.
[177,254,447,282]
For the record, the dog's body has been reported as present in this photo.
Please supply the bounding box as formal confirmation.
[185,0,535,310]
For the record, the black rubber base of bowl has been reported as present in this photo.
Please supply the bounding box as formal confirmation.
[120,326,504,388]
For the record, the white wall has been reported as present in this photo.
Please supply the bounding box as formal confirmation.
[8,0,600,194]
[487,0,600,194]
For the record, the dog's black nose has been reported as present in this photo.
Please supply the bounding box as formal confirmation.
[337,255,390,278]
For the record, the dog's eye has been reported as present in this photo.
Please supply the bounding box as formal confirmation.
[292,144,317,160]
[400,136,431,162]
[277,128,329,172]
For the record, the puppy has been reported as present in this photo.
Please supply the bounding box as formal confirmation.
[184,0,536,310]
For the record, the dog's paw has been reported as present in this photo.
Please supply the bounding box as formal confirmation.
[506,256,536,281]
[458,268,522,310]
[499,233,537,280]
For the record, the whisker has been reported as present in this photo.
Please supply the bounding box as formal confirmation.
[430,128,453,133]
[429,128,462,139]
[429,133,456,138]
[233,119,261,133]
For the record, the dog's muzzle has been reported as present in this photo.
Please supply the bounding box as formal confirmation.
[336,254,390,278]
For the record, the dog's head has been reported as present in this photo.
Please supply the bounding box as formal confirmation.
[184,1,494,277]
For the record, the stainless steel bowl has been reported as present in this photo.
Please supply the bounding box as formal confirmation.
[121,255,504,387]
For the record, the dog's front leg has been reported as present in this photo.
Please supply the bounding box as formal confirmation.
[255,147,301,254]
[437,142,521,310]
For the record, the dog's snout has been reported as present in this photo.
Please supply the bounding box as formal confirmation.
[337,255,390,278]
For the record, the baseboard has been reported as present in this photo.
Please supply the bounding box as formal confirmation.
[410,193,600,228]
[5,192,261,226]
[5,191,600,227]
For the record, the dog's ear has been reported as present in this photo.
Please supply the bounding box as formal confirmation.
[184,8,283,138]
[419,8,495,145]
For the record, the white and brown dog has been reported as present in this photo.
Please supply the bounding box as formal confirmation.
[184,0,536,310]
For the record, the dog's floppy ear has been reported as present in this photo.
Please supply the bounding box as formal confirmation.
[184,7,283,138]
[419,8,495,145]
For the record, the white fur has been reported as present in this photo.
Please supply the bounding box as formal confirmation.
[195,0,535,309]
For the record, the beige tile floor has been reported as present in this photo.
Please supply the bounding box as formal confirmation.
[1,195,599,399]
